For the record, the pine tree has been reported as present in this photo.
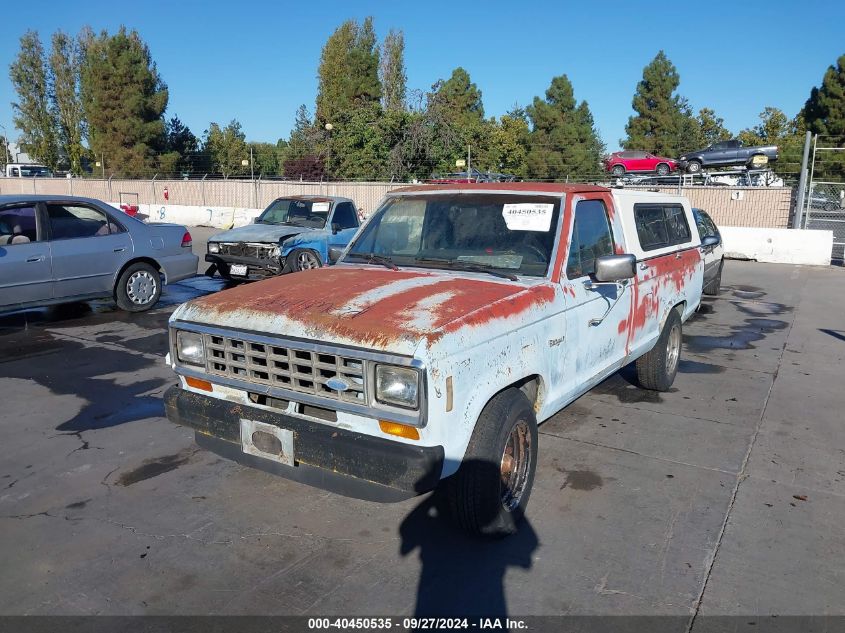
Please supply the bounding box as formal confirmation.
[80,27,168,177]
[623,51,695,156]
[48,31,85,174]
[380,29,406,112]
[526,75,604,180]
[316,18,381,125]
[804,54,845,137]
[162,115,198,174]
[10,31,59,169]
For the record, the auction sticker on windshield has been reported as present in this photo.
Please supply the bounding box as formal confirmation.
[312,202,331,212]
[502,203,554,231]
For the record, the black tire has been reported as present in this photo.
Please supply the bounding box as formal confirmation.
[636,308,682,392]
[703,261,723,296]
[686,160,702,174]
[823,201,838,213]
[611,165,626,177]
[115,262,162,312]
[288,248,323,272]
[656,163,670,176]
[445,388,538,538]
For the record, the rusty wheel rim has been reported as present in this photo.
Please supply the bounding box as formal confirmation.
[500,420,532,512]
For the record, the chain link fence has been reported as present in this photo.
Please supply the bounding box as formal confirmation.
[803,181,845,261]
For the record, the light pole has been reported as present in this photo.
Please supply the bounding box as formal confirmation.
[325,123,333,180]
[0,123,11,166]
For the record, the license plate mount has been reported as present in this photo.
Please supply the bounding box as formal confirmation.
[240,418,294,466]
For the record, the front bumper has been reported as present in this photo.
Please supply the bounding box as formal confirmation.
[164,385,444,502]
[205,253,284,280]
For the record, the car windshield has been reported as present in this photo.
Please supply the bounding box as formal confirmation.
[257,198,331,228]
[344,194,562,277]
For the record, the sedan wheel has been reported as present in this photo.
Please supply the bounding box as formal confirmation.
[115,262,162,312]
[611,165,625,177]
[656,163,670,176]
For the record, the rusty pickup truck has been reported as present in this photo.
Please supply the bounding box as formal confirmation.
[164,183,714,536]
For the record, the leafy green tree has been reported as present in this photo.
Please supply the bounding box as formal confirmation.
[286,104,320,160]
[329,101,391,180]
[623,51,696,156]
[526,75,604,179]
[80,27,168,177]
[380,29,406,112]
[48,31,85,174]
[10,31,59,169]
[203,120,248,177]
[738,107,805,174]
[695,107,731,147]
[803,54,845,137]
[316,18,381,125]
[250,141,286,176]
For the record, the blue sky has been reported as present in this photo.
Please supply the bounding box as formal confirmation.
[1,0,844,153]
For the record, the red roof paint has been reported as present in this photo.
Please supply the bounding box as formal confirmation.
[391,182,609,195]
[189,267,553,349]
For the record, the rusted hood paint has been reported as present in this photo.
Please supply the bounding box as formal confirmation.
[173,266,556,356]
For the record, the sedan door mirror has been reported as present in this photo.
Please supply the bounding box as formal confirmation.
[594,254,636,283]
[701,235,720,248]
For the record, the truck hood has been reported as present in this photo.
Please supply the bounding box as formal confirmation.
[209,223,315,243]
[173,266,556,357]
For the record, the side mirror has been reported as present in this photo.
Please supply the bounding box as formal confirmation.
[594,254,636,283]
[701,235,720,248]
[328,247,343,264]
[332,223,341,235]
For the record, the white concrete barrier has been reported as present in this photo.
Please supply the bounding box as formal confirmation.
[108,202,262,229]
[720,226,834,266]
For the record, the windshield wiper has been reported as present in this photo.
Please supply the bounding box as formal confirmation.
[347,252,399,271]
[414,257,518,281]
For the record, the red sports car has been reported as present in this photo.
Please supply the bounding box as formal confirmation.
[604,151,678,177]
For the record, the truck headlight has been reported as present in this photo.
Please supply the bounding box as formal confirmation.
[375,365,419,409]
[208,242,220,253]
[176,331,205,366]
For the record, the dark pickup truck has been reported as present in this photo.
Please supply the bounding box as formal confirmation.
[679,140,779,173]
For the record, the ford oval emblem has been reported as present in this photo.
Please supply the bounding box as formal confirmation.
[326,377,350,392]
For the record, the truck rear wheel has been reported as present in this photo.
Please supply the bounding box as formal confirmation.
[446,388,538,538]
[636,309,682,391]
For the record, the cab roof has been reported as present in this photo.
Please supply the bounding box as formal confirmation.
[390,182,609,195]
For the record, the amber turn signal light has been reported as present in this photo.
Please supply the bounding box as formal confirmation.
[379,420,420,440]
[185,376,213,392]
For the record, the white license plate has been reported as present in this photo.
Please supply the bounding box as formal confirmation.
[240,418,294,466]
[229,264,248,276]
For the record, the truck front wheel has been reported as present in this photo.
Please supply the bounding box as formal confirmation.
[446,388,538,538]
[636,308,682,391]
[686,160,702,174]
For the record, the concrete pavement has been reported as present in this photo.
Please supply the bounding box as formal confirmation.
[0,260,843,622]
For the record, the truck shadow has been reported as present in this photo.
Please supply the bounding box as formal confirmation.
[399,462,539,618]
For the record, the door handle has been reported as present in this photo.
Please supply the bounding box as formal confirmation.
[114,247,126,253]
[26,255,45,263]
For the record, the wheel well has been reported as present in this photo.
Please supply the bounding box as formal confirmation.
[113,257,162,295]
[510,374,544,414]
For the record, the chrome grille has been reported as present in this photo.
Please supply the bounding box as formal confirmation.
[204,334,366,403]
[219,242,277,260]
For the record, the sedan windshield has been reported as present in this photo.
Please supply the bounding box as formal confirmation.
[257,198,331,228]
[344,194,562,277]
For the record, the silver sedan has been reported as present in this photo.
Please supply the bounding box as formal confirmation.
[0,195,198,313]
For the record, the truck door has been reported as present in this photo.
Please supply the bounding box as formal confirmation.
[0,203,53,308]
[328,201,360,253]
[558,196,631,401]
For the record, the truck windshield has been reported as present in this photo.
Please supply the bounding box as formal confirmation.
[257,199,330,228]
[19,166,52,177]
[345,194,562,277]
